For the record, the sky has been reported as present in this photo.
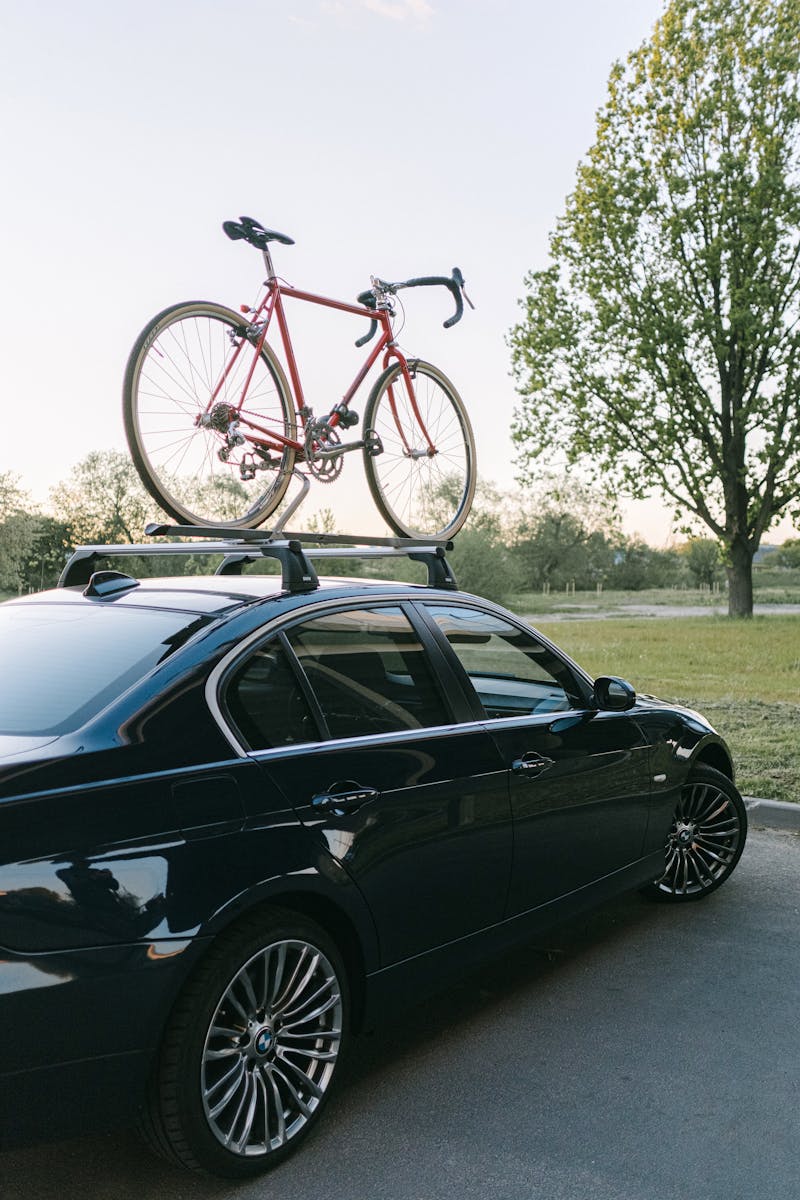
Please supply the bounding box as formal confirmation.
[1,0,794,545]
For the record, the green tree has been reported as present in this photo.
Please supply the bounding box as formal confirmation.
[606,538,682,591]
[0,510,38,593]
[51,450,156,544]
[509,0,800,617]
[774,537,800,568]
[20,516,74,591]
[681,537,721,587]
[513,476,619,590]
[0,473,38,593]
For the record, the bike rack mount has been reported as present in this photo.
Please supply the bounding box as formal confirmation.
[59,524,458,594]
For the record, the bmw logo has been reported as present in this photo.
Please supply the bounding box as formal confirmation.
[255,1027,274,1055]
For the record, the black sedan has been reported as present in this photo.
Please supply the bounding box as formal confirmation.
[0,537,746,1178]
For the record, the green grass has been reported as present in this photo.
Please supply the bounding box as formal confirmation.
[535,615,800,803]
[510,567,800,614]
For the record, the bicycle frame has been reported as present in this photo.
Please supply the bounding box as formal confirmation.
[202,249,435,459]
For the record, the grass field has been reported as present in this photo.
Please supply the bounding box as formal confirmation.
[534,615,800,803]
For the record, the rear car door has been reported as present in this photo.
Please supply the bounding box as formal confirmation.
[418,602,653,916]
[220,601,512,966]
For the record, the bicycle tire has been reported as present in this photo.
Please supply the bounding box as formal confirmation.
[363,359,476,539]
[123,301,297,529]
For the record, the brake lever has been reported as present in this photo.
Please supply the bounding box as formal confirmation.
[452,268,475,310]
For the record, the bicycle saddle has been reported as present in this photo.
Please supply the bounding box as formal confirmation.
[223,216,295,248]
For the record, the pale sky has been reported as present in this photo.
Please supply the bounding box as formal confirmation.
[1,0,794,544]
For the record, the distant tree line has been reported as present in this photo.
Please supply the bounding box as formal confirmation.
[434,480,729,603]
[0,455,795,598]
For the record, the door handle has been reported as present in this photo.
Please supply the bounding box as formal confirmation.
[312,781,380,816]
[511,753,554,778]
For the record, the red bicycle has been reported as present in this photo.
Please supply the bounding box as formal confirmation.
[123,216,477,539]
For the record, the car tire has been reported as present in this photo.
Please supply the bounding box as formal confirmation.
[642,764,747,902]
[141,907,349,1178]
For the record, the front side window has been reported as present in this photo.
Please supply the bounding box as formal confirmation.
[286,606,450,739]
[424,605,584,719]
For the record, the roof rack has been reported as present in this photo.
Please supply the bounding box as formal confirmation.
[58,523,458,594]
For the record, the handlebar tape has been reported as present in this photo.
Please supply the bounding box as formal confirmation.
[354,291,378,346]
[393,271,466,328]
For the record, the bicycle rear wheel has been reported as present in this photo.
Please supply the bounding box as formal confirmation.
[123,302,297,528]
[363,359,476,539]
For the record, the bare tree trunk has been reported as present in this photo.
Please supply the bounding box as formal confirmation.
[726,534,754,618]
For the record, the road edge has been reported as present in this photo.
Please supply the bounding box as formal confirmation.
[743,796,800,831]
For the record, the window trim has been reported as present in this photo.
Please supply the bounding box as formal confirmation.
[207,593,473,756]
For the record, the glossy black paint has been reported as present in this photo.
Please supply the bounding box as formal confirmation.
[0,575,734,1149]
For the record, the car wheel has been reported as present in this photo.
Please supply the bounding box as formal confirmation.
[142,908,348,1178]
[643,764,747,902]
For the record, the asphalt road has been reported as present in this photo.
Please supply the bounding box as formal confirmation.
[5,826,799,1200]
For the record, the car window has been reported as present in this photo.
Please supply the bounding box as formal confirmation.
[424,605,583,718]
[225,638,318,750]
[0,603,208,736]
[286,606,450,739]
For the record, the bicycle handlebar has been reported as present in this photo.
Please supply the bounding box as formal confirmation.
[354,268,473,347]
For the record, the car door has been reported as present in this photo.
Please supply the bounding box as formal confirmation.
[221,601,512,966]
[417,602,653,916]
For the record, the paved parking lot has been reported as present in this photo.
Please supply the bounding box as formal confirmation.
[5,826,799,1200]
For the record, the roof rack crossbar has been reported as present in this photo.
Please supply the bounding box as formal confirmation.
[143,521,452,548]
[59,527,458,592]
[59,540,319,593]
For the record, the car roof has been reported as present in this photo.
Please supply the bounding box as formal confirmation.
[10,572,432,618]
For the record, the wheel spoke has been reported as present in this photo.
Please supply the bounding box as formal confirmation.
[280,992,340,1030]
[270,1063,314,1118]
[268,942,289,1009]
[238,964,259,1015]
[279,974,336,1021]
[278,1054,325,1100]
[273,950,319,1017]
[261,1064,287,1147]
[207,1059,246,1119]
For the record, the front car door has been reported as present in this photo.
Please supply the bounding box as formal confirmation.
[417,602,653,916]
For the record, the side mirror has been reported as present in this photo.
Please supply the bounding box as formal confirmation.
[594,675,636,712]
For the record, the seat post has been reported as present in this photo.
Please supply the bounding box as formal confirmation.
[262,246,277,281]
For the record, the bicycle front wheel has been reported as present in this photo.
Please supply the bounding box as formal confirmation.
[363,359,476,539]
[123,302,297,528]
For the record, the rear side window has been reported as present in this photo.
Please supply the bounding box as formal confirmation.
[226,639,317,750]
[286,606,450,739]
[0,603,206,735]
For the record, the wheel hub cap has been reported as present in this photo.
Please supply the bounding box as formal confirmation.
[254,1026,275,1057]
[675,822,695,846]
